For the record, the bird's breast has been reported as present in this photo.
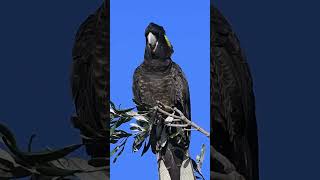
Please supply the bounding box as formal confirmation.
[138,73,175,107]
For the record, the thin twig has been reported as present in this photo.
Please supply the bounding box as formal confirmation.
[166,124,189,128]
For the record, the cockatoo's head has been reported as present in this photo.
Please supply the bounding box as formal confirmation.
[144,22,173,60]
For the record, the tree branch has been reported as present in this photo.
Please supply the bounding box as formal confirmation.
[154,101,210,138]
[110,101,246,179]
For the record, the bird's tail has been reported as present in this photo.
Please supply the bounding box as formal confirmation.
[158,143,195,180]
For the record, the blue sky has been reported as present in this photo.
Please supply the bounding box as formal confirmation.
[111,0,210,179]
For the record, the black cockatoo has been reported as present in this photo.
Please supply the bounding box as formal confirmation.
[71,1,108,167]
[133,23,193,180]
[211,5,259,180]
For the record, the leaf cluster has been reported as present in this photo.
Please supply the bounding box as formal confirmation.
[109,101,207,179]
[0,123,106,180]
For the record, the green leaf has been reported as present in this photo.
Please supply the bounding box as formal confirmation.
[113,145,125,163]
[130,123,144,132]
[113,130,132,138]
[191,159,205,180]
[2,140,82,166]
[141,138,151,157]
[136,119,149,129]
[110,146,120,157]
[110,101,116,110]
[0,148,16,170]
[132,133,147,152]
[110,139,118,144]
[197,144,206,169]
[109,125,116,137]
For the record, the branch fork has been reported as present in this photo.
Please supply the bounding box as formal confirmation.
[154,101,210,138]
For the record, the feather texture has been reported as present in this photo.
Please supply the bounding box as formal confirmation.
[71,1,108,165]
[211,5,259,180]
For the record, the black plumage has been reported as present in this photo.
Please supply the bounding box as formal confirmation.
[133,23,192,180]
[211,5,259,180]
[71,1,108,166]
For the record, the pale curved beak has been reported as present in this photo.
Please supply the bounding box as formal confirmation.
[147,32,158,51]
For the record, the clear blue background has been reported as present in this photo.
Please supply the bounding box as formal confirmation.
[111,0,210,179]
[215,1,320,179]
[0,0,102,161]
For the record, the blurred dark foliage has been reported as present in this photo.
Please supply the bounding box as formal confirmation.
[0,123,107,180]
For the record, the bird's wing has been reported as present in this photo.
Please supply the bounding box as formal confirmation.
[132,66,145,110]
[173,63,191,120]
[171,63,192,148]
[71,2,108,158]
[163,63,194,180]
[211,6,259,180]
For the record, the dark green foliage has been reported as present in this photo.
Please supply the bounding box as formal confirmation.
[0,123,106,180]
[110,101,207,179]
[110,100,154,161]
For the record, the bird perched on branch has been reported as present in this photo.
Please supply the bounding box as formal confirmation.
[133,23,193,180]
[211,5,259,180]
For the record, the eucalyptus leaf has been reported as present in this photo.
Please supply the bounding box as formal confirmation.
[133,133,147,152]
[113,130,132,138]
[36,165,82,177]
[113,146,125,163]
[141,138,151,157]
[197,144,205,169]
[110,101,116,111]
[109,126,116,137]
[49,157,108,180]
[2,139,82,166]
[129,123,145,132]
[136,120,149,130]
[110,139,118,144]
[126,111,149,123]
[110,146,120,157]
[0,148,17,170]
[191,159,205,180]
